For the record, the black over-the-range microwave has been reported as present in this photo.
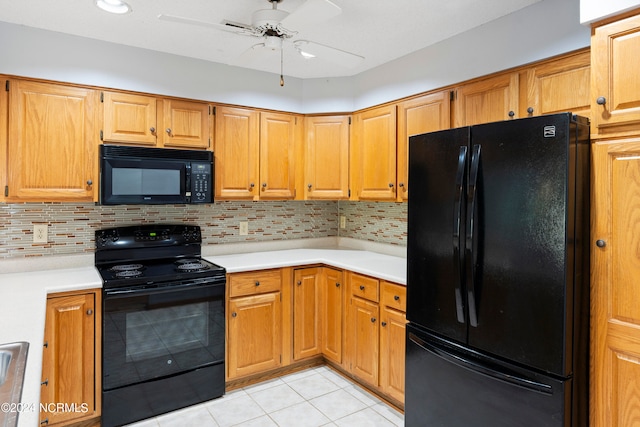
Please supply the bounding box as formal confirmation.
[99,145,213,205]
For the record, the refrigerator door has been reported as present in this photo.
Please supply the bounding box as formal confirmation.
[407,127,470,343]
[405,324,570,427]
[466,113,583,376]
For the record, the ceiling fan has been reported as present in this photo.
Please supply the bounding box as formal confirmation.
[158,0,364,85]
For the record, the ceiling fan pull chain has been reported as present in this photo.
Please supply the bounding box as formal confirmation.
[280,47,285,86]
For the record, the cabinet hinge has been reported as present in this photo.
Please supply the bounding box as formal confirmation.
[295,117,298,125]
[208,138,211,148]
[4,186,8,197]
[348,189,351,198]
[100,130,104,141]
[450,90,456,101]
[212,106,216,115]
[280,355,282,363]
[348,117,352,125]
[5,80,9,91]
[100,92,104,103]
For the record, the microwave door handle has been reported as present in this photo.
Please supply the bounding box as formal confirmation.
[184,164,191,201]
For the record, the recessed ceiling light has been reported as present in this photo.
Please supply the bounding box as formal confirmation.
[95,0,132,14]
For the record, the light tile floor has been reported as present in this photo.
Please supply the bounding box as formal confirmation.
[126,366,404,427]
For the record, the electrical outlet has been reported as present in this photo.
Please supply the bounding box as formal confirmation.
[33,224,48,243]
[340,215,346,229]
[239,221,249,236]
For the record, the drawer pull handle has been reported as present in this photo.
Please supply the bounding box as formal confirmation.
[255,281,260,286]
[394,295,400,301]
[359,285,365,291]
[596,96,606,105]
[596,239,606,248]
[297,280,302,286]
[41,378,48,386]
[87,309,93,315]
[336,282,340,287]
[232,312,237,317]
[381,322,387,327]
[371,317,376,323]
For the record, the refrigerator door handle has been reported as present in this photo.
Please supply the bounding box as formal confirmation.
[453,146,467,324]
[466,144,481,327]
[408,331,553,395]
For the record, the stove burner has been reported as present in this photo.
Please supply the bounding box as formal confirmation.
[115,269,143,279]
[176,261,210,272]
[111,264,144,271]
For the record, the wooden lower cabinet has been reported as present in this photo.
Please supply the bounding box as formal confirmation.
[348,295,380,386]
[320,268,344,365]
[293,267,321,360]
[379,282,407,404]
[227,269,285,380]
[40,289,101,426]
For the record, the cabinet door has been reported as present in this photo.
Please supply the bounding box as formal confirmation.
[102,91,157,145]
[260,112,297,199]
[162,99,210,149]
[214,106,260,199]
[41,292,98,426]
[454,72,519,127]
[293,268,321,360]
[320,267,344,364]
[591,138,640,427]
[348,297,379,386]
[304,115,350,200]
[227,292,282,379]
[523,50,590,119]
[380,306,407,404]
[591,13,640,137]
[397,91,451,201]
[352,105,397,200]
[7,80,98,201]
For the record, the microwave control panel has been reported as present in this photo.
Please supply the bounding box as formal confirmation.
[189,163,212,203]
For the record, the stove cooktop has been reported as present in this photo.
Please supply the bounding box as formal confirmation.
[97,257,226,288]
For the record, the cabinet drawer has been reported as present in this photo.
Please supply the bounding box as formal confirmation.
[381,281,406,312]
[349,273,379,302]
[229,269,282,298]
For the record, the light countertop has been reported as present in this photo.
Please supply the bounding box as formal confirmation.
[0,238,406,426]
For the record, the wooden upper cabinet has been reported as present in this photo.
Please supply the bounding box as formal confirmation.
[454,72,519,127]
[304,115,350,200]
[102,91,157,145]
[351,105,397,201]
[591,12,640,137]
[591,138,640,427]
[214,106,260,199]
[260,111,298,199]
[162,99,210,149]
[397,91,451,202]
[522,50,590,119]
[7,80,99,201]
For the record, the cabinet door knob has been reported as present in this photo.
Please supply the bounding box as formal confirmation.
[308,184,312,190]
[398,183,404,188]
[596,96,606,105]
[249,183,255,190]
[166,128,172,135]
[359,285,365,291]
[255,281,260,286]
[40,418,49,425]
[41,378,49,386]
[394,295,400,301]
[335,282,340,287]
[389,183,394,188]
[508,110,515,118]
[596,239,606,248]
[262,183,267,188]
[371,317,376,323]
[150,127,156,134]
[231,312,237,317]
[527,107,534,114]
[86,180,93,186]
[86,309,93,315]
[381,321,387,327]
[297,280,302,286]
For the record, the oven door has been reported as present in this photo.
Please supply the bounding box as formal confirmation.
[102,278,225,391]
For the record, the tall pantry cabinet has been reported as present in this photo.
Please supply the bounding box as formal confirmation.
[589,10,640,427]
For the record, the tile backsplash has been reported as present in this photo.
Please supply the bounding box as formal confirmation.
[0,201,408,260]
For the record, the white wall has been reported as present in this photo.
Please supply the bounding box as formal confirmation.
[580,0,640,24]
[0,0,590,113]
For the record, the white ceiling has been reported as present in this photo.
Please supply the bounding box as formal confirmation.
[0,0,542,79]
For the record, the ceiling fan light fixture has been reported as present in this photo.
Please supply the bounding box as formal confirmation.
[95,0,132,15]
[298,50,316,59]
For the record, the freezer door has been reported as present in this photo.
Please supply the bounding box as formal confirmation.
[466,114,588,376]
[405,324,570,427]
[407,127,470,343]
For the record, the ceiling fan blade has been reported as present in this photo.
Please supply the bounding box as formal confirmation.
[294,40,363,68]
[230,42,275,67]
[157,14,254,36]
[279,0,341,30]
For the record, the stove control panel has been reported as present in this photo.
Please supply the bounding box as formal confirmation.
[95,224,202,249]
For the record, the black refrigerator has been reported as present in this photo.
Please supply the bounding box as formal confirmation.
[405,113,590,427]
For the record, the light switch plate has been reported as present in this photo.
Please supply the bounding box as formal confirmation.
[339,215,346,229]
[239,221,249,236]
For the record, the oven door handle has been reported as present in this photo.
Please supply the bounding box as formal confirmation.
[104,279,225,298]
